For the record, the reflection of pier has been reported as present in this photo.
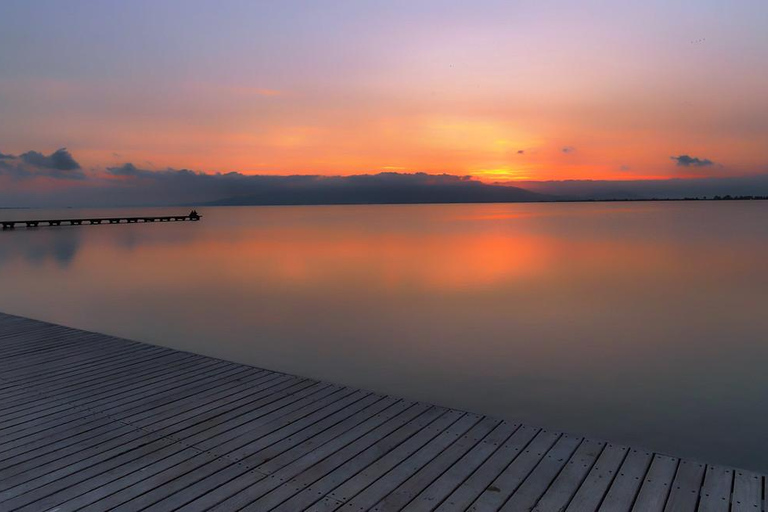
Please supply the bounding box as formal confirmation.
[1,212,201,230]
[0,311,763,511]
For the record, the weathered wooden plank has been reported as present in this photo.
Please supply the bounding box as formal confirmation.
[632,454,680,512]
[369,416,502,512]
[467,429,560,511]
[532,438,607,512]
[0,417,121,468]
[500,434,583,512]
[565,443,629,512]
[0,343,174,388]
[82,453,234,511]
[0,347,192,402]
[631,455,679,512]
[87,364,256,419]
[0,356,219,436]
[180,384,347,449]
[145,377,315,437]
[0,348,196,406]
[731,469,762,512]
[160,400,413,512]
[434,424,540,512]
[0,334,146,375]
[3,438,188,512]
[207,398,409,511]
[322,413,481,512]
[272,403,437,512]
[316,410,466,511]
[0,330,104,360]
[0,427,154,501]
[0,357,233,437]
[233,394,389,467]
[697,465,733,512]
[598,448,653,512]
[663,459,706,512]
[164,381,334,444]
[28,446,213,510]
[0,356,230,424]
[402,421,520,512]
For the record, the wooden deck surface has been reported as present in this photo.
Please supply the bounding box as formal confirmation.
[0,311,764,511]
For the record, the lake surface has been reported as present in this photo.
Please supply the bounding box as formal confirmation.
[1,202,767,471]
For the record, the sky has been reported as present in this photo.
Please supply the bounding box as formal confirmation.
[1,0,768,195]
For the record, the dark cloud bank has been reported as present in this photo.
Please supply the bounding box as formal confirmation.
[2,148,768,208]
[0,148,85,181]
[671,155,715,167]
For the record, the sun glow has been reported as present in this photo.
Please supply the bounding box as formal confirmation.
[469,168,533,182]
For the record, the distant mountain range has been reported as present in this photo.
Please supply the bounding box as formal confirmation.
[201,172,548,206]
[517,173,768,200]
[202,172,768,207]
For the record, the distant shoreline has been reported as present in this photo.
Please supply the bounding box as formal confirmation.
[2,195,768,210]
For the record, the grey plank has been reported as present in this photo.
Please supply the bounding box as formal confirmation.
[0,347,193,404]
[302,413,481,512]
[158,380,329,442]
[467,429,560,511]
[273,404,438,512]
[565,443,629,512]
[146,378,315,437]
[0,334,146,377]
[0,342,171,388]
[10,440,192,512]
[599,449,654,512]
[37,446,218,511]
[732,469,762,512]
[134,373,298,429]
[89,364,255,419]
[434,424,540,512]
[632,455,679,512]
[663,459,706,512]
[82,453,234,511]
[0,355,227,425]
[178,383,344,448]
[0,428,154,502]
[232,393,387,466]
[499,434,583,512]
[532,438,607,512]
[200,398,407,511]
[0,416,122,468]
[370,416,502,512]
[0,348,195,408]
[697,465,733,512]
[0,356,230,433]
[154,399,410,512]
[402,421,520,512]
[301,410,463,512]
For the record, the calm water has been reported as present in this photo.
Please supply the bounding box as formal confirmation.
[1,202,768,471]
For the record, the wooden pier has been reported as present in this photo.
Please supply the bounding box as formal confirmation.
[0,311,764,511]
[1,212,201,230]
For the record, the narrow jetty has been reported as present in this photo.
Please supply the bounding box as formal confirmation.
[1,212,201,230]
[0,312,764,511]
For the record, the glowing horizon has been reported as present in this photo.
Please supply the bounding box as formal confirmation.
[1,1,767,184]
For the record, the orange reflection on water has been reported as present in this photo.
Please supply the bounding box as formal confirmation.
[89,229,556,293]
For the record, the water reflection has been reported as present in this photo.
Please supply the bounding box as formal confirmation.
[1,202,768,471]
[0,229,82,267]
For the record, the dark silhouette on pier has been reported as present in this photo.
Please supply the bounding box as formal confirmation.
[1,211,202,230]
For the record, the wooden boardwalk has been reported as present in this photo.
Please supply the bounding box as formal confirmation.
[0,312,764,511]
[0,213,200,230]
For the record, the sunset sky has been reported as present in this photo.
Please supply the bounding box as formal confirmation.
[1,0,767,184]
